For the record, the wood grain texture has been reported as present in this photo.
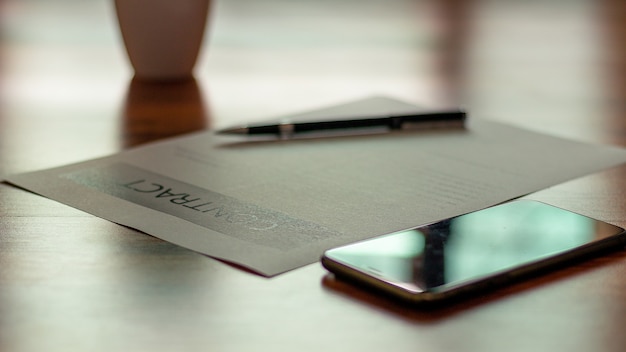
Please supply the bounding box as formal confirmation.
[1,1,626,351]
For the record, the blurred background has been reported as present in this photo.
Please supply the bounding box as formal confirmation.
[0,0,624,174]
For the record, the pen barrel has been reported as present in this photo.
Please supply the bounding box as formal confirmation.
[389,111,466,130]
[293,117,389,133]
[292,111,466,132]
[246,125,282,134]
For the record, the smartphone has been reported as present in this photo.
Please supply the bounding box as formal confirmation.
[322,200,626,305]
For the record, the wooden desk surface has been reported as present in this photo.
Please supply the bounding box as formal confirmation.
[1,1,625,351]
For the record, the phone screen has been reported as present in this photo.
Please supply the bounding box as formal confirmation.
[323,200,625,299]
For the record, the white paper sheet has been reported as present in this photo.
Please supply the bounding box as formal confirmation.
[7,97,626,276]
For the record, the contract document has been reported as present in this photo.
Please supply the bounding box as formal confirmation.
[7,97,626,276]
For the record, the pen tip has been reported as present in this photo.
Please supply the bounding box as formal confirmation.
[218,127,248,135]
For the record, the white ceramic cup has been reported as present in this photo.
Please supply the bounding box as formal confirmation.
[115,0,211,81]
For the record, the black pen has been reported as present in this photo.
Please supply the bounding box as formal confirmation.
[218,110,466,138]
